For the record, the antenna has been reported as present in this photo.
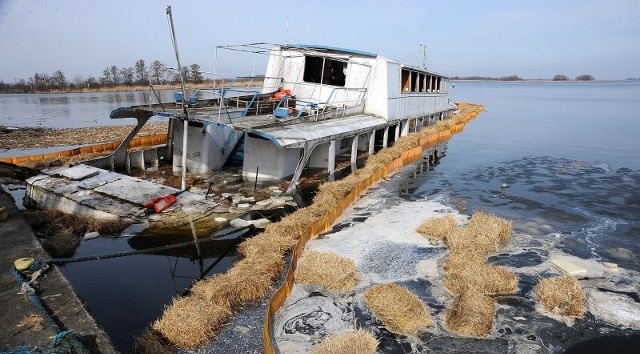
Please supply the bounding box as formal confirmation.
[420,44,429,69]
[285,15,290,44]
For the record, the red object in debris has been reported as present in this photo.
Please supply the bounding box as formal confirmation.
[273,89,292,100]
[153,194,177,213]
[144,196,163,209]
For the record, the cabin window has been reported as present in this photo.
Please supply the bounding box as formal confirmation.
[410,71,418,92]
[401,69,410,92]
[303,56,346,86]
[401,68,444,94]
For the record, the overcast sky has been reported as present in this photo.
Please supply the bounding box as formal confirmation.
[0,0,638,82]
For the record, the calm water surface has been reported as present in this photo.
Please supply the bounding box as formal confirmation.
[0,90,174,129]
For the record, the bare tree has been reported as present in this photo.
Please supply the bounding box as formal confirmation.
[190,63,203,84]
[86,76,97,88]
[120,67,134,85]
[51,70,67,90]
[32,73,51,90]
[134,59,147,83]
[101,67,112,86]
[110,65,120,84]
[72,75,85,89]
[553,74,570,81]
[150,60,166,84]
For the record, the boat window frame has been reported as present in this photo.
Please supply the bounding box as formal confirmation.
[302,55,347,87]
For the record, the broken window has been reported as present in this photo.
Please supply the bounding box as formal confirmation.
[303,56,347,86]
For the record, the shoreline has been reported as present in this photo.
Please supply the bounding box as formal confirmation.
[1,79,636,95]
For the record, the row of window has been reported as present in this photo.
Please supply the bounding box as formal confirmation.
[401,69,444,93]
[301,56,446,94]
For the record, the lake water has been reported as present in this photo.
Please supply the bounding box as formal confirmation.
[443,81,640,271]
[4,81,640,352]
[0,90,175,129]
[274,81,640,353]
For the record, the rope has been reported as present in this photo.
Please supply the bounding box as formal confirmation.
[5,226,251,353]
[9,267,88,354]
[45,225,253,265]
[51,331,89,354]
[11,266,61,334]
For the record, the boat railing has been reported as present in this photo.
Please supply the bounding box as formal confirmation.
[273,86,367,121]
[170,76,281,105]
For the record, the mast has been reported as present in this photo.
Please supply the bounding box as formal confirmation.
[166,6,189,191]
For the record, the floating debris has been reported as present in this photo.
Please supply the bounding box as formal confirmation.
[536,275,585,318]
[309,329,378,354]
[416,214,460,241]
[363,283,432,336]
[295,251,358,293]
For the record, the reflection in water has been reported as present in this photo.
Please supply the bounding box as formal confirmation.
[59,227,249,352]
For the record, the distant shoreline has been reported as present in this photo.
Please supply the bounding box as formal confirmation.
[452,79,637,83]
[0,79,259,95]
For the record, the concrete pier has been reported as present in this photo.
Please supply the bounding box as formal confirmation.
[0,189,117,353]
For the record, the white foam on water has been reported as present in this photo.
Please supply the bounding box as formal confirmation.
[566,209,625,260]
[307,196,465,283]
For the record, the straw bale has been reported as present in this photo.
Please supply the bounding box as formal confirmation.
[132,328,173,354]
[295,203,335,222]
[309,329,378,354]
[444,262,518,295]
[317,175,359,201]
[445,211,512,255]
[236,231,297,258]
[466,211,512,247]
[392,134,420,151]
[536,275,585,318]
[295,251,358,292]
[192,256,283,307]
[435,119,455,131]
[420,126,439,138]
[153,295,232,348]
[263,217,308,241]
[444,291,496,337]
[416,215,460,240]
[311,191,342,212]
[442,250,486,274]
[363,283,432,335]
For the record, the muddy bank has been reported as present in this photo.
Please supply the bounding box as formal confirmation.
[0,122,168,150]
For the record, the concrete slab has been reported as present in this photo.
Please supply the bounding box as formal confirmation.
[58,164,100,180]
[550,257,588,275]
[93,177,179,205]
[26,164,229,236]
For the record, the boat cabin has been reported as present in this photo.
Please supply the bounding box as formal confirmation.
[107,43,455,193]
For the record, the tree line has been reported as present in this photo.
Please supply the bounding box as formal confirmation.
[452,74,596,81]
[0,59,206,94]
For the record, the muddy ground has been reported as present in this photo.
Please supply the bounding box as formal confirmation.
[0,122,169,150]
